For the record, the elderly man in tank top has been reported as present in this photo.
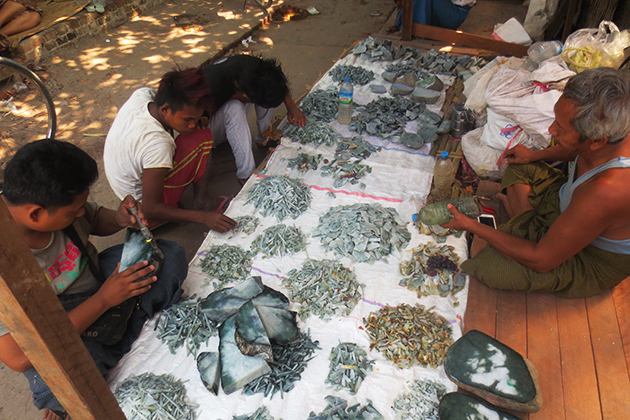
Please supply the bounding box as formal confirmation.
[443,68,630,298]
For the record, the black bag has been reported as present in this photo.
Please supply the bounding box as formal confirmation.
[61,226,139,346]
[58,291,138,346]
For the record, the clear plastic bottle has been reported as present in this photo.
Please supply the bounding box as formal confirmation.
[522,40,563,70]
[337,76,353,125]
[432,151,454,202]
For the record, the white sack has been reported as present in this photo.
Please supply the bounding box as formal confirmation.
[479,108,543,151]
[461,127,504,180]
[484,66,563,147]
[464,57,525,112]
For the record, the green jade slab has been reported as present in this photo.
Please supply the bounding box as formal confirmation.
[199,276,264,323]
[444,330,542,412]
[439,392,521,420]
[235,300,273,362]
[197,352,221,395]
[219,315,271,394]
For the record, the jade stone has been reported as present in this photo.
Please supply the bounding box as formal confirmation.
[444,330,542,412]
[438,392,522,420]
[411,87,441,104]
[400,132,425,149]
[391,83,414,95]
[370,84,387,94]
[417,125,439,143]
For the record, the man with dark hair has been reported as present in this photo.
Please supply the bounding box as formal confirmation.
[444,68,630,298]
[202,55,307,184]
[0,139,187,420]
[104,67,236,233]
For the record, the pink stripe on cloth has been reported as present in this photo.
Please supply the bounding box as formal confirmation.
[252,174,403,203]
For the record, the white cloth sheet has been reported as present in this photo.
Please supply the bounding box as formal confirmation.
[108,50,470,420]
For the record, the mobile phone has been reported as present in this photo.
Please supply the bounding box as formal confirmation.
[478,214,497,229]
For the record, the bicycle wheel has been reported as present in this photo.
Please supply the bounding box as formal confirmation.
[0,57,57,179]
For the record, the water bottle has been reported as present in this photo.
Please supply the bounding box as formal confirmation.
[432,151,454,202]
[522,40,563,70]
[337,77,353,125]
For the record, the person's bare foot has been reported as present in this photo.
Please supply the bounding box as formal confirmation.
[496,193,514,219]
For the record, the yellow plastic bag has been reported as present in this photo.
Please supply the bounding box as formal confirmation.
[561,21,630,72]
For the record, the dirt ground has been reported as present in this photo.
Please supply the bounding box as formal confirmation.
[0,0,526,418]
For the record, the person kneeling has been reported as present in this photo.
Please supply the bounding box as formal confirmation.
[104,68,236,233]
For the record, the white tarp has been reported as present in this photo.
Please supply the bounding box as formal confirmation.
[107,51,470,420]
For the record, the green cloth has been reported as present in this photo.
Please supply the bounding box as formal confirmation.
[462,162,630,298]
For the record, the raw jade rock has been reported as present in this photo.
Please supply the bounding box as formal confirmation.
[417,74,444,92]
[120,229,162,274]
[400,132,424,149]
[437,120,451,134]
[369,84,387,94]
[444,330,542,413]
[417,109,442,125]
[396,73,416,87]
[411,87,441,104]
[438,392,522,420]
[199,277,264,323]
[234,301,273,362]
[255,305,298,345]
[391,83,414,95]
[381,71,397,83]
[219,316,271,394]
[417,125,439,143]
[197,352,221,395]
[251,286,290,309]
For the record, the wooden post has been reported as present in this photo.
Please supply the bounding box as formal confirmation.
[0,199,126,420]
[401,0,413,41]
[412,23,529,57]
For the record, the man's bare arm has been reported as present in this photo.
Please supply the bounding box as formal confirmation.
[284,94,306,127]
[505,144,577,165]
[443,181,613,272]
[0,261,156,372]
[142,168,236,232]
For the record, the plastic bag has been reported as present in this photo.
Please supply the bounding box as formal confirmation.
[562,21,630,72]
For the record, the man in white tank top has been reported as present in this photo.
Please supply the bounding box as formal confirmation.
[443,68,630,298]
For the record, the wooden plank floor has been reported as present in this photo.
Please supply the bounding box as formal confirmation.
[464,276,630,420]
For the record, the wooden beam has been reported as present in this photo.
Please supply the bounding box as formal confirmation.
[411,23,529,57]
[401,0,413,41]
[0,199,125,420]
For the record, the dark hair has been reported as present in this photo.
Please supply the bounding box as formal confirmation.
[155,67,215,113]
[3,139,98,210]
[237,57,289,108]
[563,68,630,144]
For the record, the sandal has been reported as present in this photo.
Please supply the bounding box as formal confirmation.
[216,195,233,213]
